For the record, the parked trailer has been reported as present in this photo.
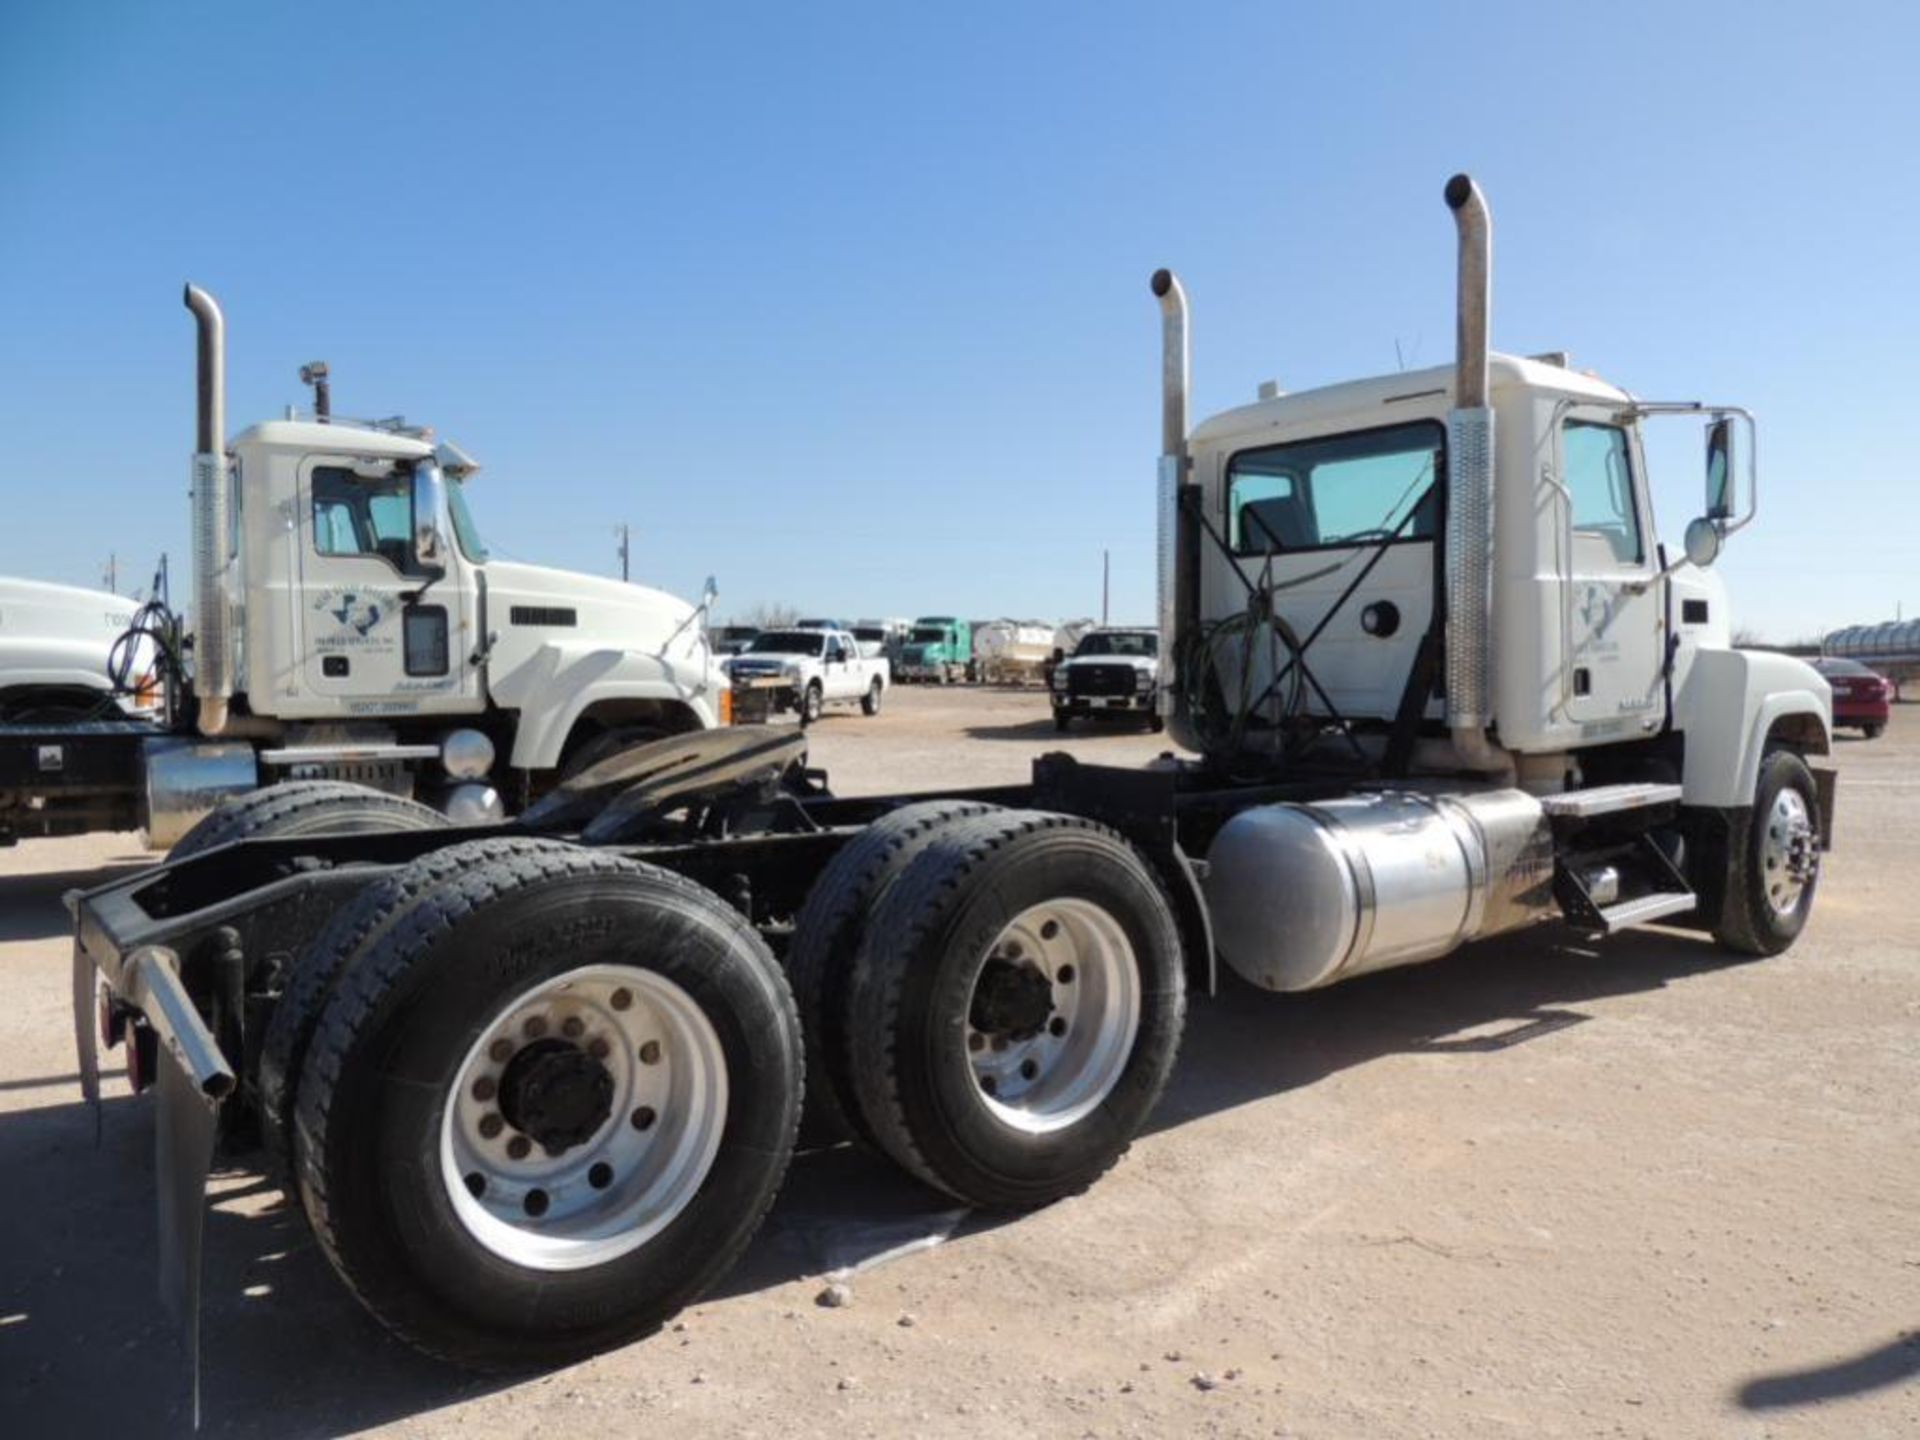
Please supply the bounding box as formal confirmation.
[973,620,1056,685]
[73,176,1834,1413]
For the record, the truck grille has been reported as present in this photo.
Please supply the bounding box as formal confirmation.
[1069,664,1137,697]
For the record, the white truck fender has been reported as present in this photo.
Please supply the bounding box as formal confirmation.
[1673,648,1832,808]
[491,643,722,771]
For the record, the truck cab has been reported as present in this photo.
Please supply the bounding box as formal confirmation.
[898,616,972,684]
[219,419,726,793]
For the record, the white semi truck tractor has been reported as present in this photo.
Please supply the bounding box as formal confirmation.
[69,176,1832,1407]
[0,287,728,847]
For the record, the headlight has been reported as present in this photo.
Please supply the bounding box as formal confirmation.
[1135,670,1155,692]
[1051,669,1069,691]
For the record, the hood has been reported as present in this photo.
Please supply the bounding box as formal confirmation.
[482,559,711,678]
[1063,652,1159,672]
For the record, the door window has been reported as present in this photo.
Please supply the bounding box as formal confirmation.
[1227,421,1442,554]
[1562,421,1643,564]
[312,466,418,572]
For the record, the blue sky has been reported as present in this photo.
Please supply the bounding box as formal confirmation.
[2,1,1914,640]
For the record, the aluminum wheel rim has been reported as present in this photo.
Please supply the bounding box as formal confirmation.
[964,898,1140,1135]
[440,964,728,1271]
[1760,787,1817,916]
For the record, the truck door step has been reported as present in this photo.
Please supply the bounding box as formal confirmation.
[1586,890,1697,933]
[1538,782,1683,820]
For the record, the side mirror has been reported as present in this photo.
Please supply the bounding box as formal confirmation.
[412,463,449,572]
[1683,516,1722,568]
[1705,417,1735,520]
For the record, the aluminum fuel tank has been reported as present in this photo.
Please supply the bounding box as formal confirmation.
[1203,788,1555,992]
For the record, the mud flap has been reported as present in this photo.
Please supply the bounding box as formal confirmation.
[156,1048,219,1428]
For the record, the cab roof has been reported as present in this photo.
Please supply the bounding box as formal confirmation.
[230,420,435,460]
[1190,352,1633,446]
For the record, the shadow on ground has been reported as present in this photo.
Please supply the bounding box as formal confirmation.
[1,865,1759,1436]
[962,716,1164,743]
[0,859,148,944]
[1735,1331,1920,1409]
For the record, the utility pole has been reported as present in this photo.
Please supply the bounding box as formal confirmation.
[616,524,630,582]
[1101,549,1110,626]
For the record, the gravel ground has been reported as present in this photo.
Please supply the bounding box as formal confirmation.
[2,686,1915,1438]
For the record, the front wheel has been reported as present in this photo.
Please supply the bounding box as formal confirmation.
[295,844,801,1369]
[1714,748,1821,957]
[1862,723,1884,740]
[801,682,824,725]
[1053,711,1072,733]
[861,679,883,716]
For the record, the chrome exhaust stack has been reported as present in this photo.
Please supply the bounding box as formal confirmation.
[1441,176,1512,779]
[1151,268,1202,752]
[184,284,233,737]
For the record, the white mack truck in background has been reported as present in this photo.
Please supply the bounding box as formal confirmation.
[67,175,1832,1414]
[0,576,159,721]
[0,287,727,848]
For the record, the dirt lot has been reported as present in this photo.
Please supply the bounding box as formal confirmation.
[3,686,1915,1438]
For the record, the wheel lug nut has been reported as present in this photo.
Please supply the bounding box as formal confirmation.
[588,1037,610,1061]
[967,1032,985,1053]
[631,1106,656,1131]
[991,1035,1008,1052]
[488,1038,514,1063]
[561,1016,585,1040]
[523,1016,548,1039]
[506,1135,532,1160]
[610,987,633,1011]
[464,1172,486,1198]
[1049,1017,1067,1037]
[588,1162,614,1189]
[1020,1059,1039,1081]
[1056,964,1075,984]
[1040,920,1060,941]
[1004,941,1023,959]
[471,1076,497,1102]
[523,1188,549,1218]
[639,1040,662,1065]
[478,1113,504,1139]
[979,1074,998,1095]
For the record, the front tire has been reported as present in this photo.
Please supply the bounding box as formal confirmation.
[843,811,1186,1209]
[1053,711,1072,733]
[1714,748,1821,957]
[1862,723,1884,739]
[801,682,824,725]
[294,844,801,1369]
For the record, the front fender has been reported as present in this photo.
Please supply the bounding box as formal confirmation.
[491,643,723,770]
[1674,648,1831,808]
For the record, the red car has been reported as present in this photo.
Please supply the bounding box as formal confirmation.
[1813,657,1892,738]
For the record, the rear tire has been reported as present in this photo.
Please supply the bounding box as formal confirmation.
[294,844,801,1369]
[257,837,575,1191]
[171,780,448,859]
[785,800,998,1145]
[861,679,883,717]
[843,811,1185,1209]
[1714,749,1821,957]
[1054,712,1072,733]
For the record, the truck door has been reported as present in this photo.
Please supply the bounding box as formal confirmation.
[296,457,480,717]
[823,632,855,699]
[1557,414,1665,734]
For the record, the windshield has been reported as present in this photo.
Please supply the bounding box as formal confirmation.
[746,630,826,656]
[910,627,946,643]
[448,478,489,561]
[1075,632,1158,658]
[852,627,886,642]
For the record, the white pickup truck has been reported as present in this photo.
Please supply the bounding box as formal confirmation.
[723,626,889,723]
[0,576,157,721]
